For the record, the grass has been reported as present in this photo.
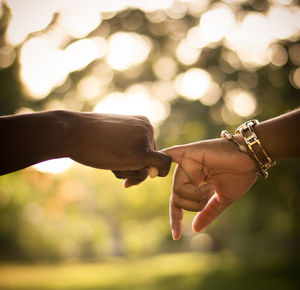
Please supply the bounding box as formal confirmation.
[0,252,299,290]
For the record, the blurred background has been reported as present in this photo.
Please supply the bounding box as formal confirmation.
[0,0,300,289]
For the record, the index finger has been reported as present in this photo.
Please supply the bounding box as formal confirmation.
[170,198,184,240]
[169,165,187,240]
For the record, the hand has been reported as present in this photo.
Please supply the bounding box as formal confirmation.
[163,137,259,240]
[69,112,171,187]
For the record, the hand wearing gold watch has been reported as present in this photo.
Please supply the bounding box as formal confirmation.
[163,109,300,240]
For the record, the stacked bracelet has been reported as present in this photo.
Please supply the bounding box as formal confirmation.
[221,130,247,153]
[221,120,276,178]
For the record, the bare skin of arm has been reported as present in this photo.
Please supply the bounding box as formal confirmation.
[0,110,171,187]
[163,108,300,240]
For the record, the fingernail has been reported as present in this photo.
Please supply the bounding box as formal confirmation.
[149,167,159,178]
[123,180,130,188]
[171,229,176,240]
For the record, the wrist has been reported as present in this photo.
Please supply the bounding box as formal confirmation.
[233,134,259,170]
[221,132,260,174]
[48,110,76,158]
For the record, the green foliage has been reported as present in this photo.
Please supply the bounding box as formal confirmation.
[0,0,299,271]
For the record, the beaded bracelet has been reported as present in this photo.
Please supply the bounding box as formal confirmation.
[221,130,247,153]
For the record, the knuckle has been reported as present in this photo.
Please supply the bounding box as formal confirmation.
[211,204,222,216]
[136,115,150,122]
[189,205,201,212]
[172,185,182,195]
[134,125,147,136]
[159,156,172,177]
[172,195,181,208]
[173,200,181,209]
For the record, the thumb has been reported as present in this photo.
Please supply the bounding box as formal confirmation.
[144,150,171,177]
[161,145,187,164]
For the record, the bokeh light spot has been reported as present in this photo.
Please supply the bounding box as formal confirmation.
[77,75,102,100]
[176,38,201,65]
[225,89,257,117]
[190,233,213,252]
[175,68,211,100]
[289,67,300,89]
[200,82,221,106]
[153,56,178,80]
[106,32,152,71]
[289,43,300,65]
[199,4,235,44]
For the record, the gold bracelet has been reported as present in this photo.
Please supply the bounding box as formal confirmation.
[235,120,276,178]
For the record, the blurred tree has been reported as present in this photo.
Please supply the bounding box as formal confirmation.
[0,0,299,262]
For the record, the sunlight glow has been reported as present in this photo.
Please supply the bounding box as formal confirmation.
[268,6,298,40]
[5,0,55,45]
[225,13,271,66]
[33,158,73,174]
[20,36,106,99]
[64,38,104,72]
[8,0,300,102]
[224,5,300,67]
[5,0,175,45]
[58,8,101,38]
[20,36,66,99]
[93,84,169,126]
[129,0,174,12]
[106,32,152,71]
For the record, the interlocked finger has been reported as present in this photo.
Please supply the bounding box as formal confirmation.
[173,182,215,202]
[171,191,211,212]
[113,168,148,179]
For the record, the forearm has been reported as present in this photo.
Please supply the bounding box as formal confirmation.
[254,108,300,161]
[0,110,171,179]
[0,110,71,175]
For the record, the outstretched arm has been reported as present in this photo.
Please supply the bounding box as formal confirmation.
[163,108,300,240]
[0,110,171,186]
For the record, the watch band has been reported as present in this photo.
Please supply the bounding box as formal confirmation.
[235,120,276,178]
